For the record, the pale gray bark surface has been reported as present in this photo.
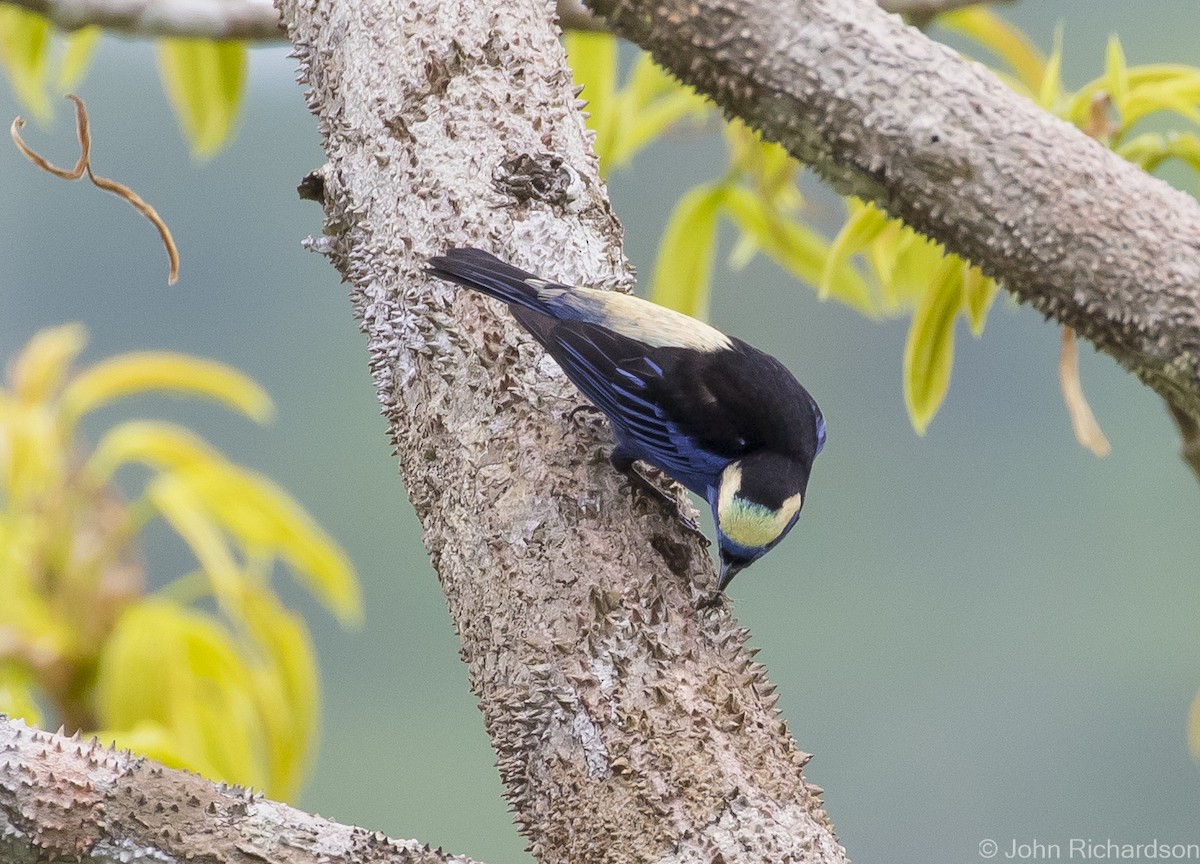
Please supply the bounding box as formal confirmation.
[2,0,283,38]
[587,0,1200,421]
[276,0,845,863]
[0,717,482,864]
[0,0,981,40]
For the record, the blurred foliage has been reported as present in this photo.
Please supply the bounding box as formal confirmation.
[0,5,96,120]
[10,5,1195,428]
[156,38,247,159]
[0,8,244,158]
[0,324,360,800]
[566,8,1200,436]
[4,0,1200,769]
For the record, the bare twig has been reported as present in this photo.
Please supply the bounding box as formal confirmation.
[12,94,180,285]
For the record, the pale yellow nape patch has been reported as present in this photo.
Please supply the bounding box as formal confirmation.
[531,281,733,352]
[716,463,803,549]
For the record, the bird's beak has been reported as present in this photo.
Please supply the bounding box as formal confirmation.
[718,557,746,592]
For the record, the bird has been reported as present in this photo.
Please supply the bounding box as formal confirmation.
[426,247,826,590]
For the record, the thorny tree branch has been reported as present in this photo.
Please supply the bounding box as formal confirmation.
[0,0,1008,41]
[587,0,1200,473]
[0,717,485,864]
[556,0,1015,33]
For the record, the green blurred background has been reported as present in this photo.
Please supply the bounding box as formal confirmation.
[2,2,1199,861]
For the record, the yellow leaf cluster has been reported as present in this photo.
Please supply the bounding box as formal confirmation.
[565,13,1200,440]
[564,31,709,174]
[0,324,360,801]
[835,14,1200,435]
[564,35,882,320]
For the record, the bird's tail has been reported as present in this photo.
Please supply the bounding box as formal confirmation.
[426,248,554,314]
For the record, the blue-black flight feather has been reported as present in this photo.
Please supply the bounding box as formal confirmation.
[426,248,827,590]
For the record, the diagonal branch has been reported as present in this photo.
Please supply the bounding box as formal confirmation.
[586,0,1200,429]
[0,716,485,864]
[276,0,845,861]
[0,0,1006,42]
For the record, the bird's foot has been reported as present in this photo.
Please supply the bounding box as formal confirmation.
[695,589,729,610]
[611,454,708,545]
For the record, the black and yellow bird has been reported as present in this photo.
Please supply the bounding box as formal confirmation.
[426,248,826,590]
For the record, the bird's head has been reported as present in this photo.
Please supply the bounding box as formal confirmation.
[710,454,810,590]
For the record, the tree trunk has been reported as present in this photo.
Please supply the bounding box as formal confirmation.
[275,0,847,862]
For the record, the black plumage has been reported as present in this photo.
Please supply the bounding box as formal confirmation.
[426,247,826,589]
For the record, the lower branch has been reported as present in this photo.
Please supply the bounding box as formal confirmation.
[0,716,481,864]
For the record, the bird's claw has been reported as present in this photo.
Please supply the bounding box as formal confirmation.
[695,589,728,610]
[619,463,709,545]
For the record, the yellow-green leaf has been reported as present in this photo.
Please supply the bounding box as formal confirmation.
[58,26,100,90]
[10,323,87,405]
[94,598,268,789]
[1039,25,1065,111]
[0,6,52,119]
[238,587,318,798]
[722,186,875,314]
[90,721,201,774]
[648,184,726,319]
[627,52,678,109]
[61,351,274,427]
[0,664,43,727]
[146,473,243,611]
[823,201,890,301]
[941,8,1046,96]
[1104,35,1129,116]
[961,260,998,337]
[1115,131,1200,175]
[612,87,708,167]
[86,420,226,484]
[187,467,361,627]
[564,31,618,167]
[903,258,964,434]
[887,229,948,309]
[1121,79,1200,127]
[157,39,247,158]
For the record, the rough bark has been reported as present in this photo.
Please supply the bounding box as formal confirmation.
[0,0,1000,41]
[587,0,1200,422]
[1,0,283,39]
[0,717,484,864]
[276,0,844,863]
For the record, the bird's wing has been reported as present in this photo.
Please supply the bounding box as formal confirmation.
[514,309,729,485]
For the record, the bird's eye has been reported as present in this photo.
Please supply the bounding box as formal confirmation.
[815,415,827,454]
